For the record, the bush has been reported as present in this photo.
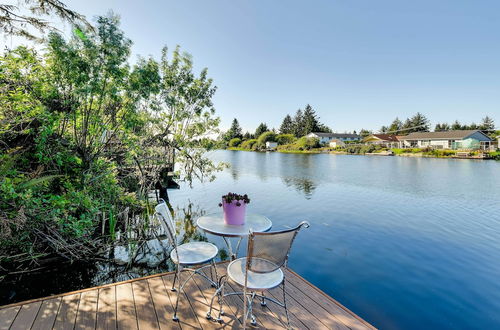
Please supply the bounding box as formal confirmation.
[276,134,296,145]
[241,139,258,149]
[489,151,500,160]
[228,138,242,147]
[277,137,320,151]
[257,131,277,147]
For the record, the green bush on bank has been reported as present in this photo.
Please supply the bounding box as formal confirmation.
[277,137,320,151]
[241,139,258,150]
[228,138,242,147]
[276,134,296,145]
[256,131,277,149]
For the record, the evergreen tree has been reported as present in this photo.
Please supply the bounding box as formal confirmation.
[292,109,304,137]
[434,123,450,132]
[255,123,269,138]
[468,122,478,130]
[302,104,321,135]
[402,118,413,132]
[380,126,388,133]
[388,117,403,134]
[480,116,495,130]
[410,112,430,132]
[225,118,242,140]
[359,129,371,138]
[279,115,294,134]
[451,120,463,130]
[243,131,252,139]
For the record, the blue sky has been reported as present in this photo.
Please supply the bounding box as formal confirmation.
[12,1,500,132]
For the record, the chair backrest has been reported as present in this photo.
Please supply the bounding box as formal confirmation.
[155,200,177,249]
[246,221,309,273]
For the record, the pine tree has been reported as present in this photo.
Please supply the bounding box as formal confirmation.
[388,117,403,134]
[302,104,321,135]
[292,109,304,137]
[225,118,242,140]
[255,123,269,138]
[451,120,462,130]
[402,118,413,132]
[359,129,371,138]
[410,112,430,132]
[434,123,450,132]
[380,126,388,133]
[480,116,495,130]
[279,115,294,134]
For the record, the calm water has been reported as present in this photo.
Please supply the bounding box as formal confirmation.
[169,150,500,329]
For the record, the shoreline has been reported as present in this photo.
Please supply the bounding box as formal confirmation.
[226,147,499,160]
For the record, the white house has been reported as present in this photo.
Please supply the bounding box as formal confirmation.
[265,141,278,150]
[306,132,360,145]
[399,130,493,150]
[329,139,345,148]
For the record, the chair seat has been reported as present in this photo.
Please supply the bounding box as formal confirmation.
[227,257,284,290]
[170,242,218,265]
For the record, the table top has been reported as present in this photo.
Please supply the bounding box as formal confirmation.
[196,213,272,237]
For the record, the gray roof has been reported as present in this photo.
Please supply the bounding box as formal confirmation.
[401,130,491,141]
[309,132,360,138]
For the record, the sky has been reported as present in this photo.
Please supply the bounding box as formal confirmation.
[4,0,500,133]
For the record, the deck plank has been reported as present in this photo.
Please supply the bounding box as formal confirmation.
[116,283,138,330]
[147,276,181,330]
[53,293,81,330]
[284,269,374,330]
[161,274,202,329]
[32,297,62,329]
[75,290,98,330]
[0,262,375,330]
[96,286,116,330]
[132,280,160,329]
[9,301,42,330]
[0,305,21,330]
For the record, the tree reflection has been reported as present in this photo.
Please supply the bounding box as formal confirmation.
[281,176,317,199]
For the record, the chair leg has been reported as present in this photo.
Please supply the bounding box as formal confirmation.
[171,269,177,292]
[247,292,257,326]
[260,291,267,306]
[211,259,219,288]
[282,280,291,329]
[173,265,182,321]
[207,275,225,321]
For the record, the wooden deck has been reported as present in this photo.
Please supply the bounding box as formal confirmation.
[0,263,375,329]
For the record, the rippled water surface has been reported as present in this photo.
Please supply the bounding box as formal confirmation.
[169,151,500,329]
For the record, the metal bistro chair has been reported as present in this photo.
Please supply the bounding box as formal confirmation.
[155,200,220,321]
[208,221,310,328]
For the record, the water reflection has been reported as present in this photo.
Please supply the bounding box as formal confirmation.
[281,176,317,199]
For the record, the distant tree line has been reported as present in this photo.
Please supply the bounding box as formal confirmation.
[378,113,495,135]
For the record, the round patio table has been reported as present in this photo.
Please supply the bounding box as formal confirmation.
[197,214,272,260]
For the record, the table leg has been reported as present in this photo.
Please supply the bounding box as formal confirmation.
[222,236,243,260]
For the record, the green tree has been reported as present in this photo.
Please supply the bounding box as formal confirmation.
[410,112,430,132]
[451,120,463,130]
[480,116,495,130]
[279,114,294,134]
[228,138,242,147]
[359,129,372,138]
[380,126,388,133]
[292,109,304,137]
[434,123,450,132]
[0,0,91,40]
[388,117,403,134]
[256,131,277,147]
[255,123,269,138]
[276,134,296,145]
[225,118,242,140]
[302,104,321,135]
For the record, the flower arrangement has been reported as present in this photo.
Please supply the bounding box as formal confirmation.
[219,193,250,225]
[218,193,250,207]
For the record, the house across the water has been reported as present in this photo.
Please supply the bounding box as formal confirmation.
[363,134,401,148]
[307,132,360,144]
[400,130,493,150]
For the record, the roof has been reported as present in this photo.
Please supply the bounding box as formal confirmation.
[400,130,492,141]
[308,132,360,138]
[364,134,400,142]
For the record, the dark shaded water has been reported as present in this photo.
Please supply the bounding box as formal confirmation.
[2,150,499,329]
[169,151,500,329]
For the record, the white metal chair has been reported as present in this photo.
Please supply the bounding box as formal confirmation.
[208,221,310,328]
[155,200,219,321]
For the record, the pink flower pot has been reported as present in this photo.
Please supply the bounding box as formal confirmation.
[222,200,246,225]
